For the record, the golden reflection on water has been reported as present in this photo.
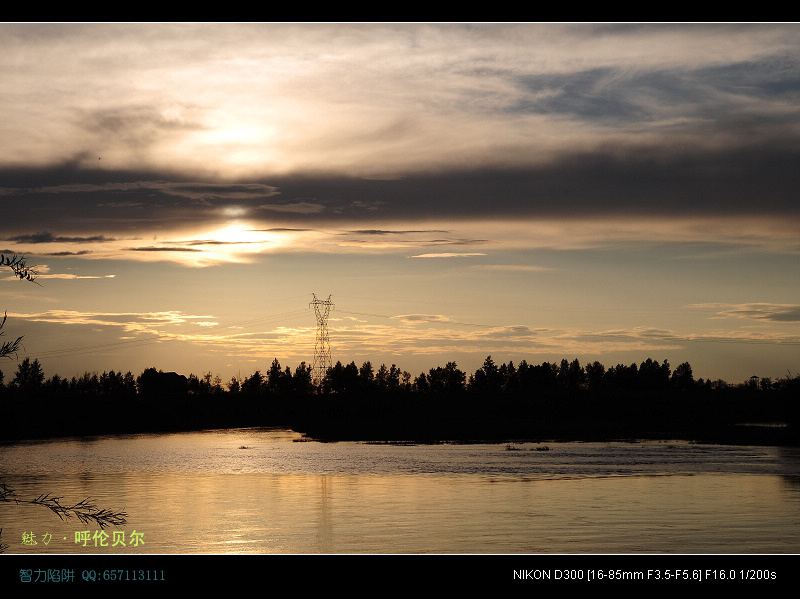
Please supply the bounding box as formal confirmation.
[18,471,780,554]
[2,430,799,554]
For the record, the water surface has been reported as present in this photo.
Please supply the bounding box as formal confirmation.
[2,428,798,554]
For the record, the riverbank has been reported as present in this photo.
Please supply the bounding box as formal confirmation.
[2,389,797,447]
[291,409,799,446]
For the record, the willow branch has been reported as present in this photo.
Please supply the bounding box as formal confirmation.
[1,482,128,530]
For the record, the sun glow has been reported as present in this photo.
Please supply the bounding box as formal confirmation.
[179,224,279,265]
[209,225,269,245]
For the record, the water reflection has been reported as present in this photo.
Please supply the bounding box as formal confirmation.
[1,428,799,554]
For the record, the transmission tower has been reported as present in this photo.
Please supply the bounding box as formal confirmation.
[310,293,334,387]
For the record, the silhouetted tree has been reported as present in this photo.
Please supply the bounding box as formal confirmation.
[343,361,361,393]
[187,373,201,395]
[413,371,429,393]
[374,363,402,391]
[43,372,70,398]
[585,361,606,393]
[375,363,390,390]
[187,372,222,397]
[401,370,412,391]
[359,361,374,388]
[322,361,361,394]
[322,361,344,394]
[470,355,502,394]
[389,364,402,390]
[11,357,44,394]
[671,362,695,391]
[499,360,518,393]
[427,361,466,394]
[241,370,265,396]
[266,359,293,395]
[557,358,585,392]
[639,358,671,390]
[519,361,558,393]
[71,371,101,398]
[605,363,639,391]
[293,362,314,395]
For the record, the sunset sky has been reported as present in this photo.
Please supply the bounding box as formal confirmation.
[1,22,799,384]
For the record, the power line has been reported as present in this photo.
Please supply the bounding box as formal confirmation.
[338,309,495,329]
[18,307,312,361]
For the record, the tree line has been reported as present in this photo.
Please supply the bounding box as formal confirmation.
[1,354,798,444]
[1,354,797,401]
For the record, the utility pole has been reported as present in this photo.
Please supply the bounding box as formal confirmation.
[310,293,334,387]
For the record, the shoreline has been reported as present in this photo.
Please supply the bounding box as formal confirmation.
[2,420,797,448]
[2,386,797,447]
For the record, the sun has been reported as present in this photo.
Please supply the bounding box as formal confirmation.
[209,225,269,245]
[165,224,279,267]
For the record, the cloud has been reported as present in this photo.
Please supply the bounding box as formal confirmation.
[21,181,280,202]
[129,246,203,252]
[3,157,800,248]
[41,250,94,256]
[0,264,112,281]
[312,319,696,360]
[11,309,216,330]
[339,233,488,249]
[257,228,316,233]
[258,202,326,214]
[3,24,800,180]
[5,232,115,244]
[392,314,453,324]
[470,265,553,272]
[691,303,800,323]
[348,229,449,235]
[35,273,116,280]
[473,325,539,339]
[1,24,800,268]
[178,239,264,246]
[410,253,487,259]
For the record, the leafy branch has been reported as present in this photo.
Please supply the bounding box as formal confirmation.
[0,253,38,358]
[0,253,126,553]
[0,481,128,552]
[1,480,128,528]
[1,305,127,547]
[0,253,40,284]
[27,493,128,528]
[0,311,23,359]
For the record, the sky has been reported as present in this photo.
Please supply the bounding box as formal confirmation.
[1,22,799,385]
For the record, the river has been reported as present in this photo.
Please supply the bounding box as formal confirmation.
[2,428,799,554]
